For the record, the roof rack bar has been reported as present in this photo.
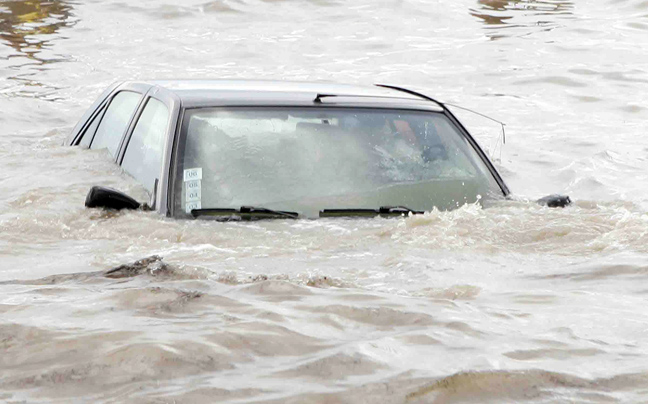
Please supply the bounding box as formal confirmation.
[314,93,336,103]
[374,84,445,108]
[312,92,443,105]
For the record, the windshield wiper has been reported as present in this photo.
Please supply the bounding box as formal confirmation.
[191,206,299,221]
[319,206,424,218]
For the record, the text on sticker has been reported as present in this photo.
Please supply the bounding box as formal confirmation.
[183,167,202,182]
[186,187,202,202]
[185,179,201,190]
[186,201,201,213]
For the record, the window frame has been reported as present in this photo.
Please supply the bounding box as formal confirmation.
[88,90,144,158]
[69,82,150,161]
[68,82,181,215]
[78,105,107,148]
[116,86,181,213]
[168,105,509,218]
[118,95,172,196]
[67,81,121,147]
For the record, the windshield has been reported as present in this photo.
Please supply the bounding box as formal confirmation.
[174,107,503,218]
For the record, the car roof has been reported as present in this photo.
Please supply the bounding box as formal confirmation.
[134,79,444,111]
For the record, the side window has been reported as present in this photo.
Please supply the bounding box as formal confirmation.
[91,91,141,157]
[121,98,169,193]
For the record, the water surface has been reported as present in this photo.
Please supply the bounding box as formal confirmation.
[1,0,648,402]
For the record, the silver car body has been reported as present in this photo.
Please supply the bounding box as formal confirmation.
[67,80,510,217]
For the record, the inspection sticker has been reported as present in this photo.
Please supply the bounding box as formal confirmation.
[186,200,201,214]
[186,187,202,202]
[183,167,202,182]
[185,179,201,191]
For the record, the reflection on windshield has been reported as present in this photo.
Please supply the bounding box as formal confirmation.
[470,0,574,40]
[176,108,502,218]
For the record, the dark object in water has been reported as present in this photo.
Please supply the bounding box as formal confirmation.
[85,186,140,210]
[0,256,174,285]
[537,194,571,208]
[104,255,171,278]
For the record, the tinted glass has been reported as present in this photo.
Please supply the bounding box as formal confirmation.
[122,98,169,193]
[91,91,141,157]
[175,107,503,218]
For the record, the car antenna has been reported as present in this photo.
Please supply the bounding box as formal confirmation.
[375,83,506,144]
[443,102,506,144]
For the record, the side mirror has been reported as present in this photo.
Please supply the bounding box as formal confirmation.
[85,186,141,210]
[537,194,571,208]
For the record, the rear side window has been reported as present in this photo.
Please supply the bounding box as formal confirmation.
[121,98,169,193]
[91,91,141,157]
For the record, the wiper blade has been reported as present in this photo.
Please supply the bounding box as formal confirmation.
[319,206,424,218]
[191,206,299,221]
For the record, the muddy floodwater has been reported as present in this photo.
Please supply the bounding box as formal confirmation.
[2,0,648,402]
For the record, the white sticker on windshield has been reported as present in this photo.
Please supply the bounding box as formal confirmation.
[185,179,201,191]
[186,187,201,202]
[186,200,201,213]
[184,167,202,182]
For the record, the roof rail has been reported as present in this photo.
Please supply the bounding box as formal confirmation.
[374,84,445,108]
[314,93,336,103]
[312,92,437,104]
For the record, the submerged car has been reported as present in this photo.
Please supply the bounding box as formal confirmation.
[67,79,568,220]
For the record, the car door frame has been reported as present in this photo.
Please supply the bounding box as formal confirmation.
[116,85,181,216]
[67,82,181,216]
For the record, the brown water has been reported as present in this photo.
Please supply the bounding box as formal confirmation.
[2,0,648,402]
